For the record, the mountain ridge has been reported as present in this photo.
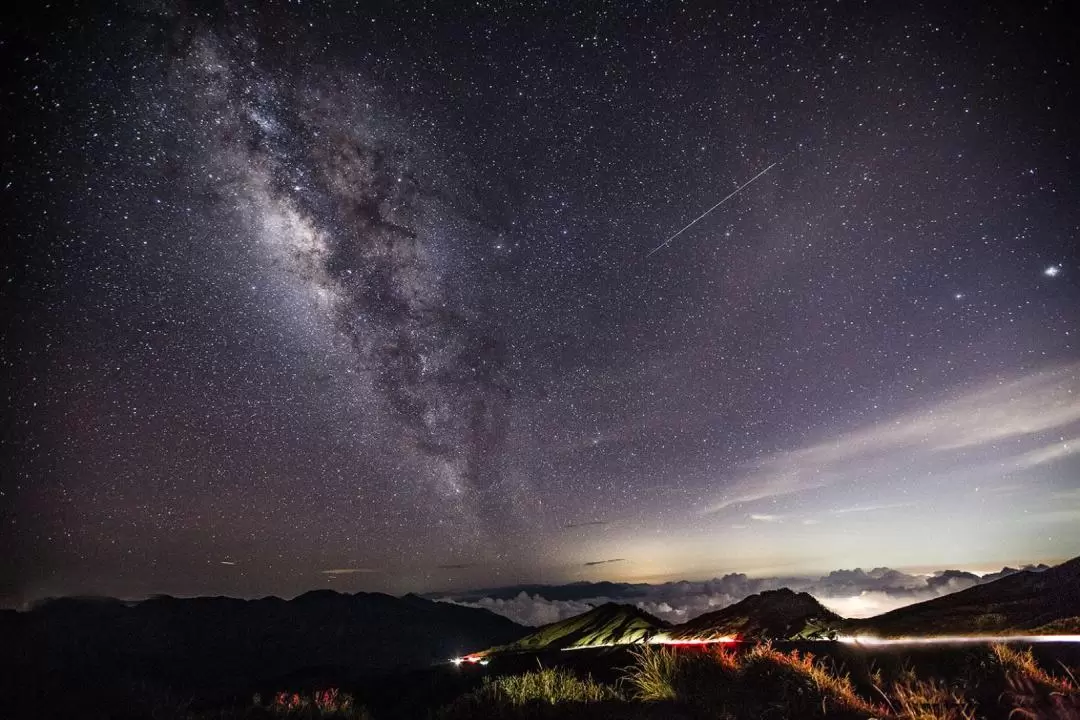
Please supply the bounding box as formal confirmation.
[470,555,1080,655]
[666,588,842,641]
[480,602,670,655]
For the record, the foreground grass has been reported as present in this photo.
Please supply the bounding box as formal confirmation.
[167,643,1080,720]
[436,667,633,719]
[439,642,1080,720]
[625,643,883,718]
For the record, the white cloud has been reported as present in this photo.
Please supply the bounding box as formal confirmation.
[440,564,1036,625]
[1012,437,1080,470]
[705,364,1080,514]
[750,513,784,523]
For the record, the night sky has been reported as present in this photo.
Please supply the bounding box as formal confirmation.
[3,1,1079,607]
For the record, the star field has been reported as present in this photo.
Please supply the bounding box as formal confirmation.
[2,0,1078,606]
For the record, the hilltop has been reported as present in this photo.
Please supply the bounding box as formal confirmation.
[480,603,670,654]
[664,588,842,641]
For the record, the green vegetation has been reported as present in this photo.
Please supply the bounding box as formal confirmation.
[436,667,627,719]
[485,603,668,654]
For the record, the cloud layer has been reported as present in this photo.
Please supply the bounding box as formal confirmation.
[441,564,1047,626]
[706,365,1080,514]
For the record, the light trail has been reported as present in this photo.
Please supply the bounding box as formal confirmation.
[563,636,738,651]
[646,161,779,257]
[452,634,1080,664]
[837,635,1080,646]
[649,636,737,646]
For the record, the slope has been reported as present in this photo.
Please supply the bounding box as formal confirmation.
[848,555,1080,637]
[483,602,670,653]
[666,588,843,641]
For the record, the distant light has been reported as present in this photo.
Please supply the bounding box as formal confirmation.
[1044,265,1062,277]
[451,657,463,666]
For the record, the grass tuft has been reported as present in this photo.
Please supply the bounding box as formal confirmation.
[891,678,977,720]
[993,643,1075,693]
[623,646,680,701]
[483,667,622,705]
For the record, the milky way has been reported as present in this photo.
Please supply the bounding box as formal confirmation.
[177,28,515,535]
[3,1,1079,606]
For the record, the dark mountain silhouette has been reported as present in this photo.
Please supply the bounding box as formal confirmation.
[846,556,1080,637]
[481,603,670,654]
[666,588,843,641]
[0,590,525,715]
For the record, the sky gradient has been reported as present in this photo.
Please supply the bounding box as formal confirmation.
[3,0,1078,607]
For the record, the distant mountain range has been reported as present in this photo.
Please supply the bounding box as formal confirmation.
[846,555,1080,637]
[439,564,1052,605]
[468,555,1080,656]
[0,589,527,710]
[437,563,1055,627]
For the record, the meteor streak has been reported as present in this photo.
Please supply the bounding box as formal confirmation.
[647,160,779,257]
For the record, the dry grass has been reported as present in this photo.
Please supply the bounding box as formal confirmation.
[890,678,977,720]
[740,643,884,717]
[992,644,1075,694]
[624,642,882,718]
[441,643,1080,720]
[991,643,1080,720]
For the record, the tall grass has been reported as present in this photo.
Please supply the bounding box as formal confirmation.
[483,667,622,705]
[992,643,1080,719]
[623,646,680,701]
[441,642,1080,719]
[437,666,624,718]
[890,678,977,720]
[992,643,1076,693]
[623,643,882,718]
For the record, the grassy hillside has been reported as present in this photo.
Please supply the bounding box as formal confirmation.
[664,588,843,641]
[481,603,669,654]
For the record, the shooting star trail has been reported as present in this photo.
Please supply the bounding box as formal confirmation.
[647,160,779,257]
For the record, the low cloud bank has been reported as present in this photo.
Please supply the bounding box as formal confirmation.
[439,564,1047,626]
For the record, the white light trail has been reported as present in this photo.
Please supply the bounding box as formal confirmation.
[647,161,779,257]
[837,635,1080,646]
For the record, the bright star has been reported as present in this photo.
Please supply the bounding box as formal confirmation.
[1044,265,1061,277]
